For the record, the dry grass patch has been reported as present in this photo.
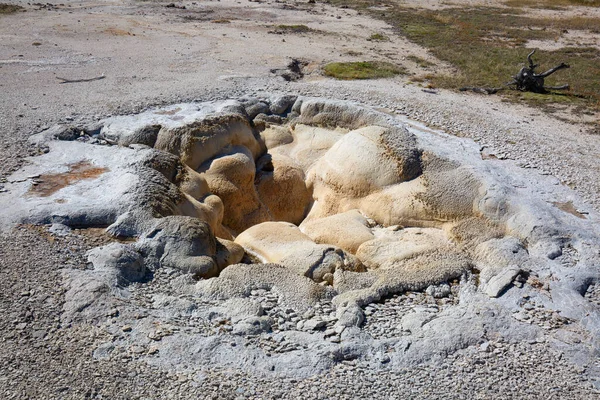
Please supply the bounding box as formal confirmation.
[504,0,600,8]
[367,33,389,41]
[406,55,435,68]
[0,3,23,14]
[271,24,315,34]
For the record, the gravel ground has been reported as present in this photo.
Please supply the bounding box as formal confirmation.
[1,227,597,399]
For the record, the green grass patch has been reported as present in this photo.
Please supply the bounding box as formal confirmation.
[272,24,314,34]
[367,33,389,41]
[328,0,600,113]
[406,55,435,68]
[0,3,24,14]
[323,61,405,80]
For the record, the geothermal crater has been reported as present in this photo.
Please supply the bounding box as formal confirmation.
[3,95,599,375]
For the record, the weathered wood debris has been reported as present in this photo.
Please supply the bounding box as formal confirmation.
[460,49,570,95]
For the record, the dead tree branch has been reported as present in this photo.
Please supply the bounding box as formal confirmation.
[56,75,105,84]
[513,49,569,93]
[537,63,570,78]
[527,49,537,69]
[545,84,570,90]
[460,49,570,95]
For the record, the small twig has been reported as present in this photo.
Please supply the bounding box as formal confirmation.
[56,74,105,84]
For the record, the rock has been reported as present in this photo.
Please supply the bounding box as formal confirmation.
[399,312,435,334]
[215,238,245,270]
[300,209,374,254]
[426,283,451,298]
[268,123,344,171]
[483,266,522,298]
[328,340,369,362]
[62,243,147,322]
[304,124,421,220]
[531,240,563,260]
[254,113,283,125]
[336,305,364,328]
[88,243,147,284]
[6,97,600,383]
[291,97,303,114]
[3,141,164,232]
[303,319,326,331]
[233,316,272,336]
[332,269,377,294]
[355,228,452,270]
[376,352,391,364]
[259,124,294,150]
[234,221,362,282]
[333,248,470,309]
[296,99,390,130]
[107,124,160,147]
[54,125,81,141]
[28,124,73,145]
[48,223,71,236]
[137,216,220,278]
[200,146,270,235]
[269,95,297,115]
[211,298,264,324]
[474,237,528,284]
[245,101,270,119]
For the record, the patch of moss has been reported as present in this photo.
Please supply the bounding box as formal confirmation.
[323,61,405,80]
[367,33,389,41]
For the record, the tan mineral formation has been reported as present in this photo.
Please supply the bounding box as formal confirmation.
[2,95,599,381]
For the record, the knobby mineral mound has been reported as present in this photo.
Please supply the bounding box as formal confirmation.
[2,96,599,375]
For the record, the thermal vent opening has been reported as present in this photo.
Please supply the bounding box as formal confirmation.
[17,97,542,310]
[97,96,489,293]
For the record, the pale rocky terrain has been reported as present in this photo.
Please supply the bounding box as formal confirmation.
[1,1,600,399]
